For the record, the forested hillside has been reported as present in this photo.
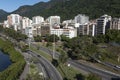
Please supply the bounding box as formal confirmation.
[0,0,120,22]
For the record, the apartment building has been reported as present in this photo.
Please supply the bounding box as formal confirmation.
[110,18,120,30]
[96,14,111,35]
[32,16,44,24]
[41,22,50,37]
[7,14,22,31]
[25,26,33,38]
[22,17,32,29]
[50,27,77,38]
[46,16,60,29]
[74,14,89,25]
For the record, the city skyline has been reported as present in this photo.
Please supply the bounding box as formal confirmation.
[0,0,49,12]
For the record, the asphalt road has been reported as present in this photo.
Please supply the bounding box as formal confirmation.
[35,44,120,80]
[27,50,63,80]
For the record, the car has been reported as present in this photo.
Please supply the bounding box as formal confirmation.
[37,55,41,57]
[115,65,120,69]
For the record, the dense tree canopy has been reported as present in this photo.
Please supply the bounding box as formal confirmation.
[34,35,42,42]
[45,34,60,42]
[0,26,27,41]
[64,36,97,60]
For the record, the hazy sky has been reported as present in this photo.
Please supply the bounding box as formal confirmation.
[0,0,49,12]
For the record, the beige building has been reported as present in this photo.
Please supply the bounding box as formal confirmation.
[32,24,41,36]
[41,22,50,37]
[110,18,120,30]
[77,23,96,36]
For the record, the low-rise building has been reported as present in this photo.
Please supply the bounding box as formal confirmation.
[50,27,77,38]
[25,26,33,38]
[110,18,120,30]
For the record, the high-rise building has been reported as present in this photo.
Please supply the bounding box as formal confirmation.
[46,16,60,29]
[77,24,89,36]
[110,18,120,30]
[7,14,22,25]
[74,14,89,25]
[32,16,44,24]
[22,17,32,29]
[41,22,50,37]
[96,14,111,35]
[77,22,96,36]
[7,14,22,31]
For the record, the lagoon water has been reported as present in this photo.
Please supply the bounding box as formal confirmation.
[0,50,11,72]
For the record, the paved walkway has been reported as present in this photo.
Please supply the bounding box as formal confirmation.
[19,64,29,80]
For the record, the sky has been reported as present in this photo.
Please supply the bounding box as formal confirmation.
[0,0,49,12]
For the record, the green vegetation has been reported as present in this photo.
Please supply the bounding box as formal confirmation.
[6,0,120,22]
[32,30,120,79]
[0,38,26,80]
[93,30,120,43]
[45,34,60,42]
[64,36,97,60]
[86,74,101,80]
[19,41,29,52]
[34,35,42,42]
[0,26,27,41]
[26,63,44,80]
[60,35,70,42]
[57,63,84,80]
[62,30,120,65]
[30,46,52,61]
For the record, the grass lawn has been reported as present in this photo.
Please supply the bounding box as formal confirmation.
[57,63,83,80]
[31,42,87,79]
[97,43,120,65]
[30,46,52,61]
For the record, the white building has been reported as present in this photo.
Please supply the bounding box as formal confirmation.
[62,19,75,28]
[50,27,77,38]
[22,17,32,29]
[32,16,44,24]
[32,24,41,36]
[77,22,96,37]
[3,20,9,28]
[46,16,60,29]
[96,14,111,35]
[110,18,120,30]
[74,14,89,25]
[7,14,22,31]
[25,26,33,38]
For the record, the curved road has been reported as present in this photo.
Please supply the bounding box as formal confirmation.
[28,50,62,80]
[34,44,120,80]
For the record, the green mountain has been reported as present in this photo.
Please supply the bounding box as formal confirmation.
[0,9,8,22]
[0,0,120,22]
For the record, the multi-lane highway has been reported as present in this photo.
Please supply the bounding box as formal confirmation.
[27,50,63,80]
[34,44,120,80]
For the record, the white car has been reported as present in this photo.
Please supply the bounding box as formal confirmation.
[115,65,120,69]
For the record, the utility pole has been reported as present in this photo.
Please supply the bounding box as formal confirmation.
[53,34,55,59]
